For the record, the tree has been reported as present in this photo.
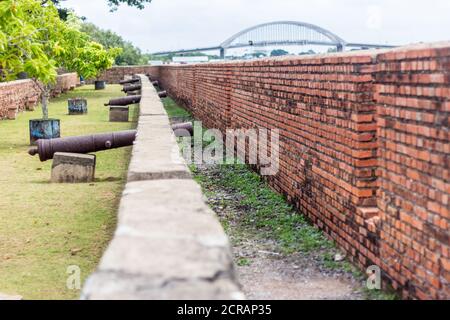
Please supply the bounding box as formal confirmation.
[63,16,122,78]
[107,0,152,10]
[270,49,289,57]
[0,0,57,83]
[68,41,122,79]
[49,0,152,14]
[299,49,316,55]
[44,0,70,20]
[81,23,147,65]
[0,0,120,119]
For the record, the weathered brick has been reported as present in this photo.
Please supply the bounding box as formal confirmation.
[0,73,79,120]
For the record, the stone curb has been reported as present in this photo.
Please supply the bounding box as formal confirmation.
[81,75,243,300]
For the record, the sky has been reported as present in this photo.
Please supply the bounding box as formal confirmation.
[65,0,450,54]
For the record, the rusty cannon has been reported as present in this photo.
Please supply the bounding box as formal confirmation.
[172,122,193,136]
[28,122,194,161]
[104,95,141,106]
[158,91,168,98]
[104,91,167,107]
[28,130,138,162]
[119,78,140,85]
[122,84,142,93]
[122,82,159,93]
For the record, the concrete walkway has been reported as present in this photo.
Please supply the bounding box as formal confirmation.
[81,75,243,300]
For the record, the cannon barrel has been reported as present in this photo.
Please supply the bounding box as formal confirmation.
[158,91,168,98]
[28,122,192,161]
[172,122,193,137]
[104,95,141,106]
[119,78,140,85]
[122,84,142,93]
[152,80,159,87]
[28,130,137,162]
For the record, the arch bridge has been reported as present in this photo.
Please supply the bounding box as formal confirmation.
[153,21,396,59]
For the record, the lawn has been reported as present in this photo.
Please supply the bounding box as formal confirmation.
[0,84,138,300]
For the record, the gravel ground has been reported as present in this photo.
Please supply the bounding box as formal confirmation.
[197,164,366,300]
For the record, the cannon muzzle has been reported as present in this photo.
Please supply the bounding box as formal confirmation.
[158,91,168,98]
[122,84,142,93]
[152,80,159,87]
[29,130,137,162]
[104,95,141,106]
[119,78,140,85]
[172,122,193,137]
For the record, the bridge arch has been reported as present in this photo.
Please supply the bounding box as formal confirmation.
[151,21,395,59]
[219,21,347,57]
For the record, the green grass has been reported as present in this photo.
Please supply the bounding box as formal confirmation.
[0,84,137,300]
[162,97,192,119]
[364,288,399,300]
[237,258,252,267]
[192,164,334,254]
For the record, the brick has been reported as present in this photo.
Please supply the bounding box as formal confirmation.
[352,114,374,123]
[443,102,450,112]
[0,73,78,120]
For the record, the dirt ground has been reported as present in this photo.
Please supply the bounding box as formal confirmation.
[198,165,365,300]
[234,238,363,300]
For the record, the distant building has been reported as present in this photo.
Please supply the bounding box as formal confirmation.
[172,56,209,64]
[149,60,164,66]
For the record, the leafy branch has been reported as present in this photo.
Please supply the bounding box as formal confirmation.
[0,0,121,119]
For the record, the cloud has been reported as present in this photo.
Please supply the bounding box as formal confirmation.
[65,0,450,53]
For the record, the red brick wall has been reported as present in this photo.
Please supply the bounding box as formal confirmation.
[159,64,233,131]
[156,42,450,300]
[226,54,380,267]
[0,73,79,120]
[376,44,450,299]
[51,73,80,97]
[0,80,41,119]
